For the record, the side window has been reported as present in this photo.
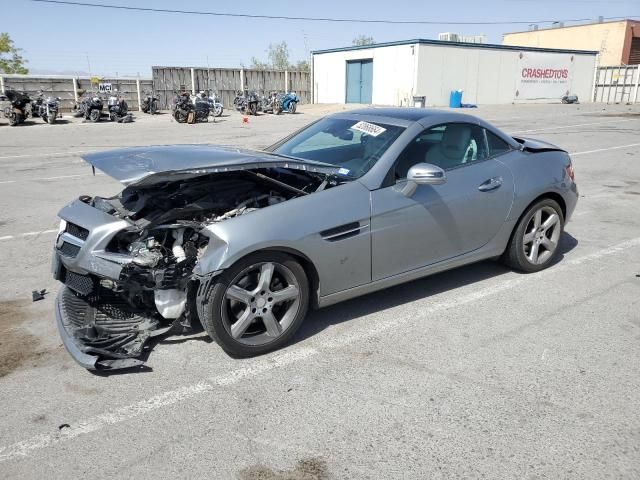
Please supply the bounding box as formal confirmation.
[394,123,487,179]
[486,130,512,157]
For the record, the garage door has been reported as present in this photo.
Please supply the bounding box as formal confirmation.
[346,59,373,104]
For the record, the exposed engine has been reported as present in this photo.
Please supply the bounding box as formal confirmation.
[81,168,334,321]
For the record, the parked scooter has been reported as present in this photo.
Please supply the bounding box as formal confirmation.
[141,91,159,114]
[233,89,260,115]
[2,90,31,126]
[76,93,103,122]
[107,90,130,122]
[31,91,60,124]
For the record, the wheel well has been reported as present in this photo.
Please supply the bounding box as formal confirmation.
[526,192,566,220]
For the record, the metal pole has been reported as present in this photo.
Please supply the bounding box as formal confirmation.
[634,65,640,104]
[136,77,142,112]
[72,77,78,102]
[0,76,4,94]
[284,70,288,92]
[240,68,245,92]
[591,55,599,102]
[190,68,196,95]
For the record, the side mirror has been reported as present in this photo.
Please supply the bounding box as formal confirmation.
[402,163,446,197]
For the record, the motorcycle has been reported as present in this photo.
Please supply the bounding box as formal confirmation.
[233,89,260,115]
[107,90,130,122]
[2,90,31,126]
[141,91,159,114]
[279,91,299,114]
[31,91,60,124]
[76,93,103,122]
[172,91,209,123]
[260,91,281,114]
[207,92,223,117]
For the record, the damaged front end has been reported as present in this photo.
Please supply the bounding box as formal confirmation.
[53,160,338,370]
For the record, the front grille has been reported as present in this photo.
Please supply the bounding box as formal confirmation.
[63,270,94,296]
[65,222,89,241]
[58,241,81,258]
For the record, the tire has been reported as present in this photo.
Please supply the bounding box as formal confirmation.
[213,104,222,117]
[150,100,158,115]
[247,102,257,116]
[288,102,297,114]
[200,251,309,357]
[48,113,57,125]
[8,113,19,126]
[89,109,101,123]
[502,198,564,273]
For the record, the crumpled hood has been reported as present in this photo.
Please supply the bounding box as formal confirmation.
[82,144,340,186]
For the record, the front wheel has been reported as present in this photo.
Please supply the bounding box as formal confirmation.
[288,102,297,114]
[89,109,101,122]
[200,252,309,357]
[247,102,258,116]
[8,112,20,126]
[213,104,223,117]
[48,112,57,124]
[150,100,158,115]
[502,198,564,273]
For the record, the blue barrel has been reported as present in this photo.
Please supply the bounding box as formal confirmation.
[449,90,463,108]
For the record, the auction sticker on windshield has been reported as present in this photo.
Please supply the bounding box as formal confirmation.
[351,121,387,137]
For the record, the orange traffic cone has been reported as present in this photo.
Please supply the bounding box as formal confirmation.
[242,116,249,124]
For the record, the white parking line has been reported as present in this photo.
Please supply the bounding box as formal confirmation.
[0,150,91,161]
[0,229,58,242]
[0,235,638,463]
[511,118,638,134]
[571,143,640,157]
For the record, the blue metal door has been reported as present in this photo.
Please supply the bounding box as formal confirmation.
[346,59,373,104]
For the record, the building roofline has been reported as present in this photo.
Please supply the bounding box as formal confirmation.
[502,18,640,36]
[311,38,599,56]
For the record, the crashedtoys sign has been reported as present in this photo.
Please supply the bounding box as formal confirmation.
[516,52,574,100]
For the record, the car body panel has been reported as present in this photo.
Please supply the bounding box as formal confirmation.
[370,158,515,280]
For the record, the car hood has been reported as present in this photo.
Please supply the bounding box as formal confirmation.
[82,144,341,186]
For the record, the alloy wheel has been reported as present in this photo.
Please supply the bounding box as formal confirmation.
[522,206,561,265]
[222,262,301,346]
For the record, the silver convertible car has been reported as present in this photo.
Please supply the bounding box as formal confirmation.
[52,108,577,370]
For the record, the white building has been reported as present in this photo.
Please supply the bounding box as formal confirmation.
[311,39,598,106]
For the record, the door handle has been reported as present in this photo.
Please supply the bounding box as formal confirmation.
[478,176,503,192]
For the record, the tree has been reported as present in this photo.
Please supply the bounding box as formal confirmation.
[249,41,308,71]
[352,35,375,46]
[0,33,28,74]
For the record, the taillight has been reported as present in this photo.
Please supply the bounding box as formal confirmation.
[565,162,575,182]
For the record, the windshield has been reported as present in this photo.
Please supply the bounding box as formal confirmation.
[273,117,405,178]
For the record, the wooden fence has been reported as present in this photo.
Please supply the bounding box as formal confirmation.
[0,75,153,111]
[152,66,311,110]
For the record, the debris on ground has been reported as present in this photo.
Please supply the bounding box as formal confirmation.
[31,289,47,302]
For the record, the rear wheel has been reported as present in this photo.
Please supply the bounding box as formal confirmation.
[150,100,158,114]
[503,198,564,273]
[8,112,21,126]
[247,102,258,116]
[200,252,309,357]
[89,109,101,122]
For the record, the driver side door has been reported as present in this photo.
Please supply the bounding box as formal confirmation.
[370,122,514,281]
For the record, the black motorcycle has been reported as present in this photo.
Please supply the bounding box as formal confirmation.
[233,89,260,115]
[3,90,31,126]
[76,93,103,122]
[141,91,159,114]
[107,91,129,122]
[31,91,60,124]
[172,91,209,123]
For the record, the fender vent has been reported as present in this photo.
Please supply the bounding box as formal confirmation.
[320,222,365,242]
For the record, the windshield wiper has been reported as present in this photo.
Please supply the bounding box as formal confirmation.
[268,152,337,168]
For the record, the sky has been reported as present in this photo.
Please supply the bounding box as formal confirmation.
[1,0,638,77]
